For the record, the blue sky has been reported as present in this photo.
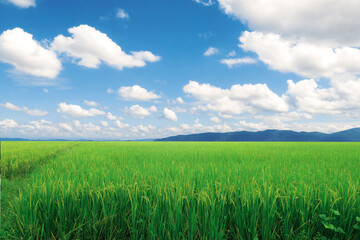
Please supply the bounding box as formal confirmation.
[1,0,360,139]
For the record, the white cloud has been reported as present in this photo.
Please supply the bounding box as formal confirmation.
[106,112,123,120]
[239,31,360,78]
[220,57,256,68]
[84,100,99,107]
[115,120,129,129]
[210,116,222,123]
[0,102,48,116]
[118,85,161,101]
[218,0,360,46]
[137,124,155,133]
[0,119,18,128]
[0,28,61,78]
[125,105,157,118]
[6,0,35,8]
[176,97,185,104]
[163,108,178,121]
[204,47,219,56]
[57,102,106,117]
[116,8,130,19]
[286,77,360,115]
[1,102,22,111]
[107,88,114,94]
[183,80,289,115]
[194,0,215,7]
[51,25,160,70]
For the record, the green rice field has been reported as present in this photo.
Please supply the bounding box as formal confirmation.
[1,142,360,239]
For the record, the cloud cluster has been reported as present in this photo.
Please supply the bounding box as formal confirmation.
[57,102,106,117]
[0,102,48,116]
[286,77,360,115]
[84,100,100,107]
[163,108,177,121]
[0,28,61,79]
[125,105,157,118]
[118,85,161,101]
[184,80,289,115]
[52,25,160,70]
[239,31,360,78]
[0,25,160,81]
[215,0,360,119]
[218,0,360,46]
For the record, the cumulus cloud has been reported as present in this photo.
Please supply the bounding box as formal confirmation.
[137,124,155,133]
[220,57,256,68]
[84,100,99,107]
[0,28,61,78]
[204,47,219,56]
[115,120,130,129]
[6,0,35,8]
[51,25,160,70]
[184,80,289,115]
[118,85,161,101]
[239,31,360,78]
[0,119,18,128]
[57,102,106,117]
[116,8,129,19]
[163,108,178,121]
[218,0,360,46]
[106,112,123,120]
[125,105,157,118]
[0,102,48,116]
[286,77,360,115]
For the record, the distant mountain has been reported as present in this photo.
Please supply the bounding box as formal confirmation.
[155,128,360,142]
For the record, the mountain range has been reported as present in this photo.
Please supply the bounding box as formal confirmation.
[155,128,360,142]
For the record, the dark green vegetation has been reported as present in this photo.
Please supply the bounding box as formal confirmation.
[1,142,360,239]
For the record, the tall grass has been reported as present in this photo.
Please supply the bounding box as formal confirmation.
[2,142,360,239]
[1,141,76,179]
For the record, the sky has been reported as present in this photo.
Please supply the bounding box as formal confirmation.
[1,0,360,140]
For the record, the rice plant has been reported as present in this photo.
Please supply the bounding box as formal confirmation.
[1,142,360,239]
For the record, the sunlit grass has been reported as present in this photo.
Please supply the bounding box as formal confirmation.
[1,142,360,239]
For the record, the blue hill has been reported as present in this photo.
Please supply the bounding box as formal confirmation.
[155,128,360,142]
